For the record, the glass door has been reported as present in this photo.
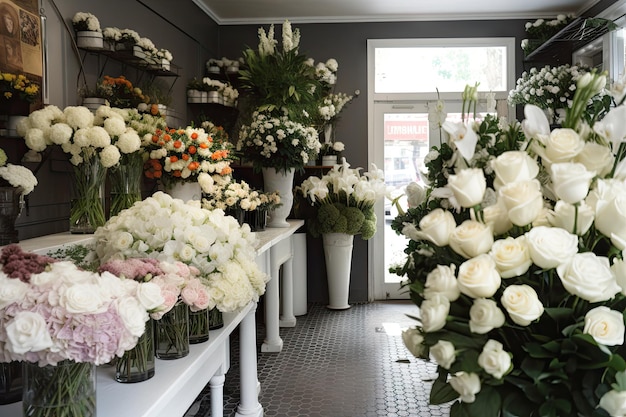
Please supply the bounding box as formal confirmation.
[371,101,463,300]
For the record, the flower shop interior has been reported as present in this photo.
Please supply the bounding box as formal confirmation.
[3,0,626,416]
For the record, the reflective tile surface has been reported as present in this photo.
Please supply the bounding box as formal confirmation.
[189,301,451,417]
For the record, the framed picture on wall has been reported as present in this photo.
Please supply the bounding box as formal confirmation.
[0,0,43,105]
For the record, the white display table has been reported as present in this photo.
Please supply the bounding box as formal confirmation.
[0,232,264,417]
[253,219,305,352]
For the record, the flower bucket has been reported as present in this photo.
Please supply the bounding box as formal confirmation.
[207,91,220,104]
[115,319,155,383]
[0,361,22,405]
[109,153,144,218]
[69,155,107,234]
[76,31,103,50]
[206,65,220,75]
[322,232,354,310]
[189,308,210,344]
[166,181,202,202]
[81,97,108,112]
[322,155,338,166]
[209,307,224,330]
[187,89,203,103]
[0,185,24,245]
[262,167,294,228]
[244,208,267,232]
[23,360,96,417]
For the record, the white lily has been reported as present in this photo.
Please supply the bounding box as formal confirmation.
[593,105,626,151]
[442,121,478,161]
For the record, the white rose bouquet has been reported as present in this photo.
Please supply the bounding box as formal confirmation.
[93,191,267,312]
[391,71,626,417]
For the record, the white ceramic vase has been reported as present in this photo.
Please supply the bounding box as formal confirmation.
[321,155,337,166]
[166,182,202,202]
[262,167,294,228]
[322,232,354,310]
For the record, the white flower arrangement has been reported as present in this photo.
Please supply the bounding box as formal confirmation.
[317,92,353,123]
[520,14,574,55]
[156,48,173,62]
[0,149,37,194]
[72,12,101,32]
[93,191,268,312]
[313,58,339,86]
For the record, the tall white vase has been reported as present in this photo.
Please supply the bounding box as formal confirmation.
[322,232,354,310]
[262,167,294,228]
[166,181,202,202]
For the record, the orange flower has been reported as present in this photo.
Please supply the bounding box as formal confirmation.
[187,161,200,171]
[173,140,182,149]
[150,103,159,115]
[170,156,178,163]
[181,154,190,161]
[191,132,198,140]
[188,145,197,154]
[199,143,209,149]
[220,166,233,175]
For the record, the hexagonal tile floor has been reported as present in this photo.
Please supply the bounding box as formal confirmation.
[186,301,451,417]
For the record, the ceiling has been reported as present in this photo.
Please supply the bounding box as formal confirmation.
[192,0,601,25]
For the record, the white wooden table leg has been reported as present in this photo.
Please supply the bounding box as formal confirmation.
[209,373,225,417]
[261,262,283,352]
[235,304,263,417]
[279,255,296,327]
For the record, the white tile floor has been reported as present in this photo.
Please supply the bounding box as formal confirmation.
[190,301,451,417]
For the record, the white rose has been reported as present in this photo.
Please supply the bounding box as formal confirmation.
[405,182,426,208]
[472,199,512,236]
[491,151,539,189]
[550,162,595,204]
[501,284,544,326]
[420,294,450,332]
[547,200,594,235]
[60,283,107,314]
[583,306,625,346]
[430,340,456,369]
[5,311,54,354]
[413,208,457,247]
[402,328,426,358]
[595,193,626,251]
[0,274,29,309]
[477,339,512,379]
[498,179,544,226]
[612,258,626,295]
[469,298,506,334]
[449,372,481,403]
[447,168,486,208]
[457,254,501,299]
[600,390,626,417]
[574,142,614,178]
[525,226,579,269]
[423,264,460,301]
[449,220,494,259]
[489,236,532,278]
[544,128,585,163]
[557,252,621,302]
[136,282,166,311]
[116,296,149,338]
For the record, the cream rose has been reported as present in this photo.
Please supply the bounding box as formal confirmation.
[457,254,501,299]
[583,306,625,346]
[550,162,595,204]
[116,296,149,338]
[5,311,54,354]
[469,298,505,334]
[595,193,626,251]
[0,274,29,309]
[447,168,486,208]
[544,128,585,163]
[556,252,621,302]
[423,264,460,301]
[420,294,450,332]
[136,282,166,311]
[489,236,532,278]
[500,284,544,326]
[546,200,594,235]
[449,372,481,403]
[402,328,426,358]
[599,390,626,417]
[574,141,614,178]
[412,208,457,247]
[491,151,539,189]
[525,226,579,269]
[430,340,456,369]
[449,220,494,259]
[60,283,107,314]
[477,339,512,379]
[498,179,544,226]
[612,258,626,295]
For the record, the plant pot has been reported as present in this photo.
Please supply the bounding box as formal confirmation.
[262,167,295,228]
[82,97,108,112]
[206,65,220,74]
[189,308,210,344]
[322,232,354,310]
[207,91,221,104]
[154,302,189,360]
[76,31,103,50]
[187,89,203,103]
[115,319,155,383]
[322,155,338,166]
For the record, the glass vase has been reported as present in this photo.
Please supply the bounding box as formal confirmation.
[0,185,24,245]
[109,153,144,218]
[23,360,96,417]
[209,307,224,330]
[0,361,22,405]
[70,153,107,234]
[115,319,155,383]
[155,302,189,360]
[225,207,245,226]
[244,208,267,232]
[189,308,210,344]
